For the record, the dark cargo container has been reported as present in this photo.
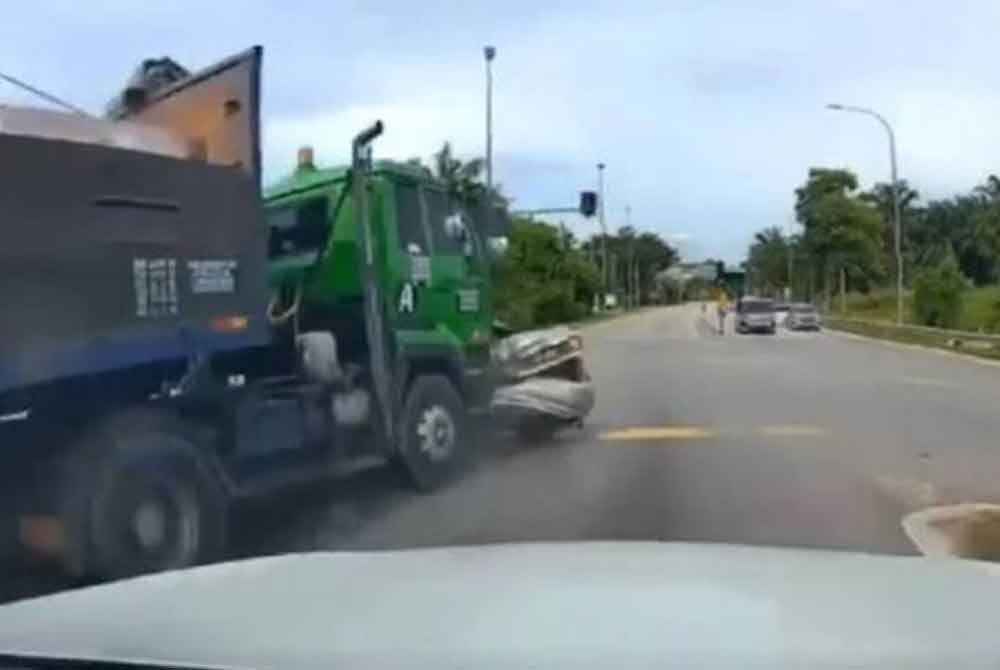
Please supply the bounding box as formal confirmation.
[0,48,268,393]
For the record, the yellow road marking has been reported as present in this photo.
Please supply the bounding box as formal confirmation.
[600,424,830,443]
[759,425,827,437]
[600,426,715,441]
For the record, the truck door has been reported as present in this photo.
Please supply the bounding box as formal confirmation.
[421,188,492,370]
[390,180,434,332]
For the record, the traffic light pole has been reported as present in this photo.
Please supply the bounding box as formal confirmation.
[510,206,582,216]
[512,191,597,219]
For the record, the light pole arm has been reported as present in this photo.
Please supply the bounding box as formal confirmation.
[828,105,897,176]
[865,111,899,186]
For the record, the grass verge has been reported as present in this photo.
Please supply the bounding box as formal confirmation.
[841,286,1000,332]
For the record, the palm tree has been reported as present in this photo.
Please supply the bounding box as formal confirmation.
[407,142,507,206]
[747,226,789,296]
[432,142,485,198]
[862,181,919,254]
[970,175,1000,281]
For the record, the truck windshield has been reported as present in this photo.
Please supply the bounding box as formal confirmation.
[267,197,329,260]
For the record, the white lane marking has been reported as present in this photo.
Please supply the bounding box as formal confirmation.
[759,425,828,437]
[900,376,959,389]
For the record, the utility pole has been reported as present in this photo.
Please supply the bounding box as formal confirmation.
[633,260,640,307]
[625,205,635,309]
[840,266,847,315]
[609,251,617,307]
[786,246,794,301]
[786,219,795,301]
[597,163,608,305]
[483,46,496,195]
[624,205,630,308]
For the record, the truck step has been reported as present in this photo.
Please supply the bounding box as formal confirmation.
[227,454,386,500]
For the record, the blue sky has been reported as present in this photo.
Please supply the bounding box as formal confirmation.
[5,2,1000,263]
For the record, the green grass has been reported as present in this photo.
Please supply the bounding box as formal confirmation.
[957,286,1000,332]
[839,286,1000,333]
[841,289,912,322]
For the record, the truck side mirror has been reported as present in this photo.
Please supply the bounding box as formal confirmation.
[444,213,467,242]
[445,213,476,258]
[487,237,509,256]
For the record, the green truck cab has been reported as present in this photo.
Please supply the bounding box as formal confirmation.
[264,154,495,406]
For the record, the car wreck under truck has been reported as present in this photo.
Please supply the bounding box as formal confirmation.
[0,46,510,579]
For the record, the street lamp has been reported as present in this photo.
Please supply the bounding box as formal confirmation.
[484,46,496,194]
[597,162,609,298]
[826,103,904,324]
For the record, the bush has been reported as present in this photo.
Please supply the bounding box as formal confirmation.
[912,254,966,328]
[493,218,598,330]
[532,283,587,325]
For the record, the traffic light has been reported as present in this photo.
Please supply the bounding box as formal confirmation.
[579,190,598,218]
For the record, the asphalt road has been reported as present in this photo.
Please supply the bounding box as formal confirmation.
[8,303,1000,601]
[243,303,1000,556]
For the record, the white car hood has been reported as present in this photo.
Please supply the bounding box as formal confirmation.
[0,542,998,669]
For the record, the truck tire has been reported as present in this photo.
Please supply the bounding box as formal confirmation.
[397,375,466,492]
[58,410,227,580]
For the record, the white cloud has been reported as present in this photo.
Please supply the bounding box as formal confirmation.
[8,1,1000,263]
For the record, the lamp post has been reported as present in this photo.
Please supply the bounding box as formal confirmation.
[484,46,496,195]
[597,162,608,300]
[826,103,903,324]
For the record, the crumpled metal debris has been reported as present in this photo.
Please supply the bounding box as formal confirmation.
[495,326,574,361]
[493,326,581,381]
[492,376,595,421]
[105,57,190,119]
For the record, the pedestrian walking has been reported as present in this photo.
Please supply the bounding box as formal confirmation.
[716,291,729,335]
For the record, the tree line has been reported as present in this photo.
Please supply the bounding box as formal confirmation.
[746,166,1000,326]
[409,143,679,330]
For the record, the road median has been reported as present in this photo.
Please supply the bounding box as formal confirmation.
[824,316,1000,362]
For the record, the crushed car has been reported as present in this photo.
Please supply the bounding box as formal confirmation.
[491,326,595,441]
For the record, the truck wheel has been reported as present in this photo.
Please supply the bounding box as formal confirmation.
[59,411,227,580]
[398,375,466,492]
